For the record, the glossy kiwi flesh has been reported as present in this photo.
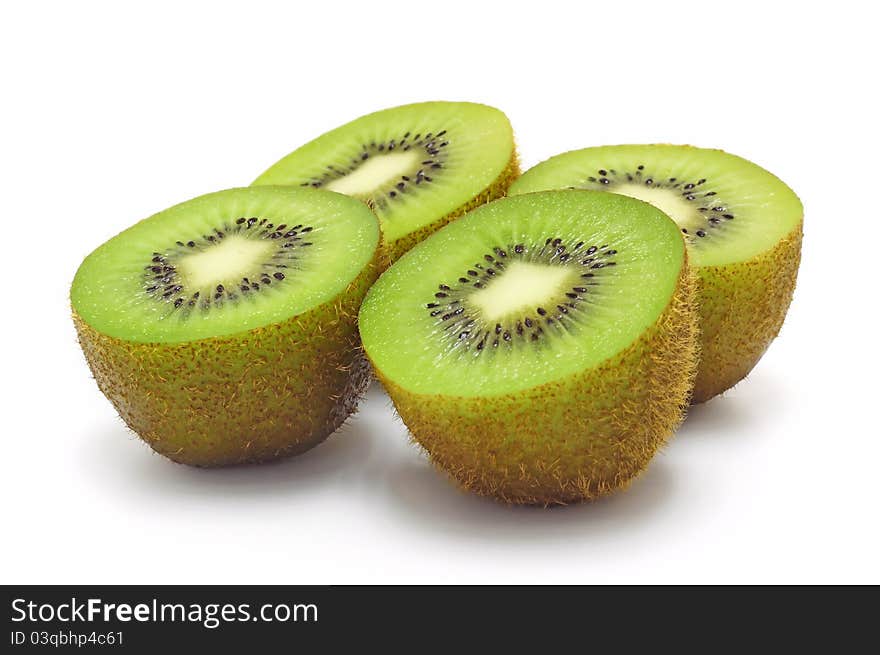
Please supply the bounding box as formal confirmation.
[510,145,803,402]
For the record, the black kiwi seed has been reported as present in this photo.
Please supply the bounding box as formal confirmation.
[302,129,452,209]
[142,217,316,309]
[423,237,620,353]
[581,165,734,235]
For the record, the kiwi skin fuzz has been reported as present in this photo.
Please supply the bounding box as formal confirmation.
[372,260,699,506]
[693,221,802,403]
[381,151,521,264]
[72,254,380,467]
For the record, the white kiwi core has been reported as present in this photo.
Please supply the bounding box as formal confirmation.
[326,150,421,197]
[610,183,697,227]
[177,235,275,289]
[469,261,574,322]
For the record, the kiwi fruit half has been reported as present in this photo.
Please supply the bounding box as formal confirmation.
[510,145,802,403]
[71,187,380,466]
[252,101,519,263]
[359,191,698,505]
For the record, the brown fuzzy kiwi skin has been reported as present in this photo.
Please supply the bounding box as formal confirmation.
[72,253,380,467]
[381,150,521,264]
[371,259,699,506]
[692,221,803,403]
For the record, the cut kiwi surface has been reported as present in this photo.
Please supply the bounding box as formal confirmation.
[72,186,380,466]
[252,101,519,262]
[360,191,698,504]
[510,145,803,402]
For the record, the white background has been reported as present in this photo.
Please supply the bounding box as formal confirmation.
[1,1,877,584]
